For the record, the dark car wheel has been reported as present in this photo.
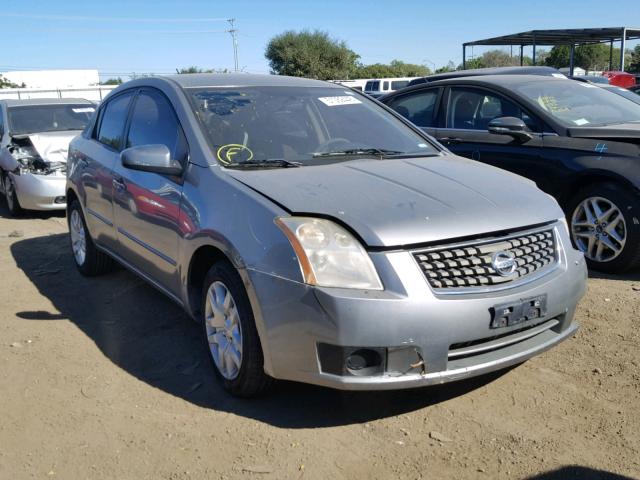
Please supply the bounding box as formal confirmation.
[68,200,114,276]
[201,261,272,397]
[3,174,23,217]
[567,183,640,273]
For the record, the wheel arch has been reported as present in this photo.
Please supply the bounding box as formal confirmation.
[66,187,79,213]
[184,241,275,376]
[559,170,640,209]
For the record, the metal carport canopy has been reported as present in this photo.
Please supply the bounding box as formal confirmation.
[462,27,640,74]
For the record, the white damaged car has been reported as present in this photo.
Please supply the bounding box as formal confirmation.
[0,99,95,215]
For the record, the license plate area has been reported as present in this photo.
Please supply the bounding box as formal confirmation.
[490,295,547,329]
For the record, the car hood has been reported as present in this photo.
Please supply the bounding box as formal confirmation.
[226,155,563,248]
[567,122,640,142]
[17,130,81,163]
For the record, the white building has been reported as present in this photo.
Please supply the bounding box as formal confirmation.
[0,69,100,89]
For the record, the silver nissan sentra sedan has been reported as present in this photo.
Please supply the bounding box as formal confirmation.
[66,74,587,397]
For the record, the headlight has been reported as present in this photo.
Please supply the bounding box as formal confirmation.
[275,216,383,290]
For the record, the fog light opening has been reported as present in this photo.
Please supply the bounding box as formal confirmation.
[345,349,383,376]
[54,196,66,204]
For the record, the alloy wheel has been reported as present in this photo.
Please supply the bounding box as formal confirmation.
[4,176,15,211]
[571,196,626,263]
[69,209,87,266]
[204,281,243,380]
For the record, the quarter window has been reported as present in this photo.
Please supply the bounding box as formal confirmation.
[97,91,134,150]
[126,90,187,163]
[386,89,440,127]
[447,87,539,132]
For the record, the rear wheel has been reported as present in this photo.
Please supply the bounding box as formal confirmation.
[201,261,272,397]
[568,183,640,273]
[3,174,23,217]
[68,200,113,276]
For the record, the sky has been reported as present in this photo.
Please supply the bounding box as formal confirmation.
[1,0,639,80]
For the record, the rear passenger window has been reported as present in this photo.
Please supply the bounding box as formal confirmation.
[126,90,187,163]
[386,89,440,127]
[97,91,134,150]
[383,81,389,91]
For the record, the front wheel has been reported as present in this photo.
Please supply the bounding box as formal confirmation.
[568,183,640,273]
[3,174,23,217]
[68,200,114,276]
[201,261,272,397]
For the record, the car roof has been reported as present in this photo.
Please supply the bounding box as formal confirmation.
[422,74,570,87]
[165,73,336,89]
[380,74,572,101]
[0,98,94,107]
[409,66,561,85]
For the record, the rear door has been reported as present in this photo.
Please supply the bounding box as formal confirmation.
[112,88,188,294]
[80,90,135,251]
[436,86,550,190]
[384,86,442,137]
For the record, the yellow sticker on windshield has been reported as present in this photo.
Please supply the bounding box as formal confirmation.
[217,144,253,165]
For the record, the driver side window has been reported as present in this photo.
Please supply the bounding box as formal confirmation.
[447,87,539,132]
[126,89,187,164]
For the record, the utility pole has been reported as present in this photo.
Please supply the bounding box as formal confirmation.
[227,18,239,72]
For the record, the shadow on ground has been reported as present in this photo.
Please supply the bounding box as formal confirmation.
[0,199,65,221]
[527,466,636,479]
[588,269,640,282]
[10,232,520,428]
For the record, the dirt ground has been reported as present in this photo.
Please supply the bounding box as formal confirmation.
[0,202,638,480]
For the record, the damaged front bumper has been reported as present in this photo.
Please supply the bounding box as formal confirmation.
[11,172,66,210]
[246,225,587,391]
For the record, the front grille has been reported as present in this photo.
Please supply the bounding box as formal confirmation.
[413,228,557,290]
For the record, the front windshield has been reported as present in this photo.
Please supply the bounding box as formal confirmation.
[515,80,640,127]
[8,104,95,135]
[606,86,640,105]
[187,86,437,166]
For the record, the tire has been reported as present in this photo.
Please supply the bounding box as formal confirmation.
[67,200,113,276]
[201,261,272,397]
[567,182,640,273]
[3,173,23,217]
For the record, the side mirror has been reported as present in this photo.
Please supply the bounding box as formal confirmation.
[488,117,532,142]
[121,144,183,176]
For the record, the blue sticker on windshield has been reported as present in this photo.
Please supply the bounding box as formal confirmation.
[594,143,608,153]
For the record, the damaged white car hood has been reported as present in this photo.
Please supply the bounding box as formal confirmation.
[26,131,81,163]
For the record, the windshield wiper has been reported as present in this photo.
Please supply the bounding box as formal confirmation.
[223,158,302,169]
[312,148,405,158]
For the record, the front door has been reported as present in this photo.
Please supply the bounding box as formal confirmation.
[81,90,135,251]
[436,86,549,191]
[112,88,188,295]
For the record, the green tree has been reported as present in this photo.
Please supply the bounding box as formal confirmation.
[459,49,534,70]
[354,59,430,78]
[545,44,628,71]
[0,74,21,89]
[100,77,123,85]
[629,45,640,73]
[176,66,213,74]
[175,66,230,74]
[435,61,457,74]
[265,30,359,79]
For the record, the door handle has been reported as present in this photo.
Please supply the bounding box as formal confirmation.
[112,177,126,191]
[439,137,462,144]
